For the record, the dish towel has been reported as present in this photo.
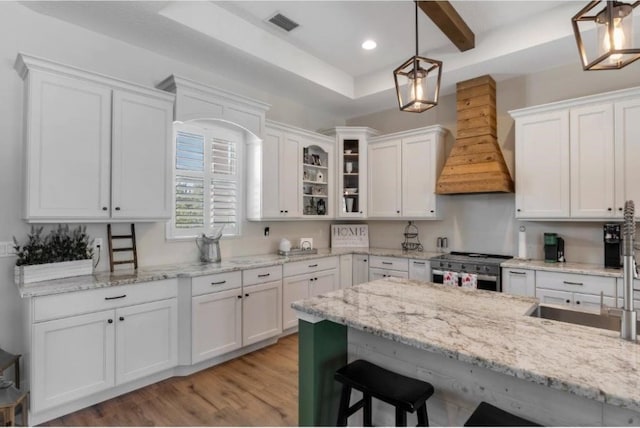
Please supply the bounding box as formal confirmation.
[443,271,458,287]
[461,273,478,289]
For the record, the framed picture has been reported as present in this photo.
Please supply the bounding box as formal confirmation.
[331,224,369,248]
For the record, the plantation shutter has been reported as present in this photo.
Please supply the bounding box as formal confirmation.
[175,131,205,230]
[210,137,238,235]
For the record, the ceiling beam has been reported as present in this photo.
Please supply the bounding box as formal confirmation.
[417,1,475,52]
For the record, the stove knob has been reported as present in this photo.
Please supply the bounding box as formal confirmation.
[447,263,452,268]
[461,264,466,270]
[485,266,490,272]
[439,262,444,268]
[476,266,481,271]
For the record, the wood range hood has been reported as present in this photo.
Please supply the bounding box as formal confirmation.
[436,75,514,195]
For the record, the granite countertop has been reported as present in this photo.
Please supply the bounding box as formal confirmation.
[292,278,640,412]
[16,247,442,298]
[502,258,623,278]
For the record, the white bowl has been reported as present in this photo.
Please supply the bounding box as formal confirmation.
[344,188,358,194]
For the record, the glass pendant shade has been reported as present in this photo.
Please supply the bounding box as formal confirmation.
[393,1,442,112]
[393,56,442,112]
[572,1,640,70]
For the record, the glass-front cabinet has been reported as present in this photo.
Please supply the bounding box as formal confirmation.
[302,143,333,217]
[332,127,379,218]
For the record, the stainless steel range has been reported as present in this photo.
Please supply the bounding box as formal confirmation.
[429,251,513,292]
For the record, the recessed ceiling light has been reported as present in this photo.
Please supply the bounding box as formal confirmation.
[361,40,377,50]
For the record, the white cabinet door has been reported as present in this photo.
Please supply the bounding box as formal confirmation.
[340,254,353,288]
[570,103,615,218]
[242,280,282,346]
[536,288,572,306]
[115,299,178,384]
[336,131,369,218]
[32,310,115,412]
[514,111,570,218]
[281,134,301,217]
[502,269,535,296]
[282,275,310,330]
[261,129,284,218]
[352,255,369,286]
[111,90,173,220]
[408,260,431,282]
[25,71,112,220]
[402,134,438,218]
[192,288,242,363]
[310,270,338,297]
[368,140,402,217]
[614,97,640,217]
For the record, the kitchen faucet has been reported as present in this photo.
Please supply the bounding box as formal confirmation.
[620,200,637,341]
[600,200,637,341]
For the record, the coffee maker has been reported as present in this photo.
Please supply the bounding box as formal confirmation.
[544,233,565,263]
[604,223,622,268]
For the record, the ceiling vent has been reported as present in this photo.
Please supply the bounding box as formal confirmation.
[267,13,299,32]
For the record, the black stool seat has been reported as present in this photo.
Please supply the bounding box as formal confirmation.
[335,359,435,426]
[464,402,541,427]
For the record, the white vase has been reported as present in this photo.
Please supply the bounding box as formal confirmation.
[15,259,94,285]
[346,198,354,213]
[345,162,353,173]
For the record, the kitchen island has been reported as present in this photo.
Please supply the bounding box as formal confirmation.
[292,278,640,426]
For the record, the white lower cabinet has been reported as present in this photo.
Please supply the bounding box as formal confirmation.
[502,268,536,296]
[192,288,242,364]
[282,258,339,330]
[408,260,430,282]
[369,256,409,281]
[352,254,369,285]
[242,280,282,346]
[31,280,179,413]
[33,310,116,411]
[534,271,617,311]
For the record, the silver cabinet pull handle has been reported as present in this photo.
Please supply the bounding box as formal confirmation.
[509,271,526,275]
[563,281,583,286]
[105,294,126,300]
[413,261,426,265]
[308,264,318,268]
[211,280,226,285]
[382,261,393,265]
[257,273,270,278]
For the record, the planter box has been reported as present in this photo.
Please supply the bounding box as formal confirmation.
[15,259,94,285]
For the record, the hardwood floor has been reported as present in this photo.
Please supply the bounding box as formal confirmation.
[42,334,299,427]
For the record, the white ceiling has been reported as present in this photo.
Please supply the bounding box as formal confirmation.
[21,1,634,118]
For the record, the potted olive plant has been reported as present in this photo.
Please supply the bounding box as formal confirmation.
[13,225,94,285]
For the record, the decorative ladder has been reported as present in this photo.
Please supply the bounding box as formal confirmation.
[107,224,138,272]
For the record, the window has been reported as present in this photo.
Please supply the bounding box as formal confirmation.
[169,121,243,239]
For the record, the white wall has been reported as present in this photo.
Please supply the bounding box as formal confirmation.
[0,2,345,357]
[348,63,640,263]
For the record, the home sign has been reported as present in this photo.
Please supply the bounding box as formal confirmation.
[331,224,369,248]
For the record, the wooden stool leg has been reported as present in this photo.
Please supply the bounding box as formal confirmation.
[14,360,19,390]
[336,384,351,426]
[417,403,429,427]
[395,407,407,426]
[6,406,15,427]
[363,393,372,427]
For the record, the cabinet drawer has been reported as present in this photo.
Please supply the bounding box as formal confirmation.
[192,271,242,297]
[536,271,616,296]
[369,256,409,272]
[284,257,338,277]
[243,265,282,286]
[33,279,178,322]
[369,267,409,280]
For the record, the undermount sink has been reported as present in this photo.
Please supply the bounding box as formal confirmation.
[529,304,632,332]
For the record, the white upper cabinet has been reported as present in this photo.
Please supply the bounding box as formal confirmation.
[15,53,175,222]
[614,97,640,216]
[247,120,333,220]
[331,127,379,218]
[513,110,570,219]
[368,126,446,219]
[570,103,615,218]
[111,90,173,219]
[511,86,640,220]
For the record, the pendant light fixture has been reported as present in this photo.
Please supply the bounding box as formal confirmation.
[572,1,640,70]
[393,1,442,112]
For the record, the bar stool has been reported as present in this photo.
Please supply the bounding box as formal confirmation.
[334,359,435,427]
[0,350,20,389]
[0,386,28,427]
[464,402,541,426]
